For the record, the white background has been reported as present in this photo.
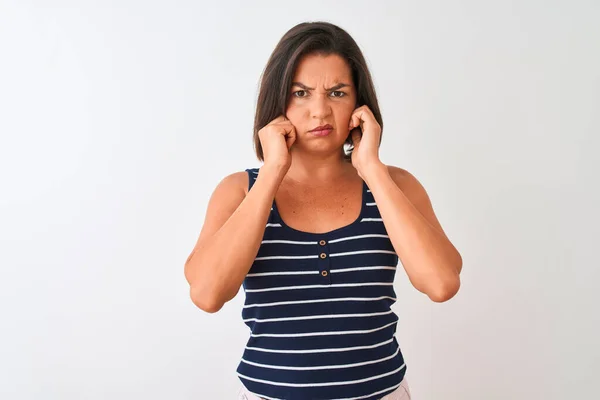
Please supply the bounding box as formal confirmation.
[1,1,599,399]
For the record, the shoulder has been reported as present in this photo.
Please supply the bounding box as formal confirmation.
[386,165,420,190]
[214,170,251,197]
[385,164,450,237]
[385,164,430,204]
[385,165,412,182]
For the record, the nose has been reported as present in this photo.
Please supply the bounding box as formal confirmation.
[310,93,332,119]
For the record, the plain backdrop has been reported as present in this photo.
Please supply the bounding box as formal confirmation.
[1,1,599,399]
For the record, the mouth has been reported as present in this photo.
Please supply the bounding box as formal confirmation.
[309,124,333,136]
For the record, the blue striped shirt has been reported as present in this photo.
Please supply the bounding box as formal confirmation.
[236,167,407,400]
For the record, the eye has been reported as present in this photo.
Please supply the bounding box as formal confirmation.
[330,91,346,98]
[293,90,308,98]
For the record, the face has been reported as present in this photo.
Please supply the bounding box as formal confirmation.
[285,53,357,155]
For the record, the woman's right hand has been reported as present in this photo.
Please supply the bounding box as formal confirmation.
[258,115,297,173]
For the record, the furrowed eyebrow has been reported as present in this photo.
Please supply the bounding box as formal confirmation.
[291,82,351,91]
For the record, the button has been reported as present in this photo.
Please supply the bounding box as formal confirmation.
[319,240,326,246]
[319,253,327,259]
[321,270,328,277]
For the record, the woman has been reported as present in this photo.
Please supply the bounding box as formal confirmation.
[184,21,462,400]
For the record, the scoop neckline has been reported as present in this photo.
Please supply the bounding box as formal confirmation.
[271,178,368,237]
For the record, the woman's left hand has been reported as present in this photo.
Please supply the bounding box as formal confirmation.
[348,105,384,178]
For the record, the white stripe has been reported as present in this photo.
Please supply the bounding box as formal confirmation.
[241,346,400,371]
[237,362,405,387]
[243,296,397,309]
[331,266,397,273]
[330,250,396,257]
[250,320,398,338]
[246,270,319,277]
[245,338,394,354]
[367,189,371,192]
[245,282,393,293]
[252,171,259,174]
[255,250,395,261]
[261,239,318,245]
[361,217,382,222]
[261,235,388,245]
[366,202,377,206]
[328,234,389,243]
[266,223,282,228]
[255,255,319,261]
[243,310,393,323]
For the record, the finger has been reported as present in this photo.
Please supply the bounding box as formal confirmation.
[349,113,361,130]
[358,106,374,119]
[285,126,297,150]
[351,128,362,146]
[269,115,287,125]
[276,121,295,134]
[269,119,295,133]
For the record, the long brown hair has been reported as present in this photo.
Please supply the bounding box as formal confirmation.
[252,21,383,162]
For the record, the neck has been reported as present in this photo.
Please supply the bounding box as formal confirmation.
[285,150,355,185]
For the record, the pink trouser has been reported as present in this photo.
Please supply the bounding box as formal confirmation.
[237,378,412,400]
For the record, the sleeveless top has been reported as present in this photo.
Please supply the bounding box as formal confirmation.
[236,167,407,400]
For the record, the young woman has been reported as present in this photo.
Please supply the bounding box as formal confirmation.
[184,21,462,400]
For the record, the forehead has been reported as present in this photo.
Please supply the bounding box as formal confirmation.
[292,53,352,83]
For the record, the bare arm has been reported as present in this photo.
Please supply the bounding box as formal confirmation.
[363,164,462,303]
[184,166,286,313]
[347,105,461,302]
